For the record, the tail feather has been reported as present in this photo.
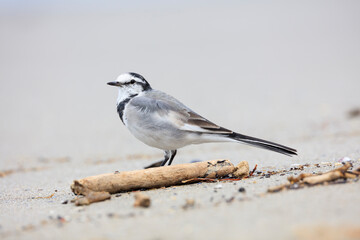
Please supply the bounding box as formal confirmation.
[229,132,297,156]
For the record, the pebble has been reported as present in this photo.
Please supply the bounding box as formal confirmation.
[238,187,246,193]
[214,184,223,189]
[226,197,235,203]
[265,174,271,178]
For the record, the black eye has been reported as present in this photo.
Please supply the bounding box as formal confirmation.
[130,80,136,84]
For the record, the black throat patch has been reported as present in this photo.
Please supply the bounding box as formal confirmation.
[117,94,138,124]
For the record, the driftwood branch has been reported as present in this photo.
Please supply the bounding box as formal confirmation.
[268,163,358,193]
[71,159,247,195]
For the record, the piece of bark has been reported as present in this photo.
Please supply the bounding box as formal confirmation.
[71,159,235,194]
[267,183,290,193]
[133,192,151,208]
[303,163,351,185]
[233,161,249,178]
[75,191,111,206]
[303,171,345,185]
[72,181,111,206]
[288,173,314,184]
[344,172,358,179]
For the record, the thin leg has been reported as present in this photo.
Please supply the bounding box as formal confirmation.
[144,150,176,169]
[160,150,171,166]
[167,150,177,166]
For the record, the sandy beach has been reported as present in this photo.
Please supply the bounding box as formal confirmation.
[1,1,360,239]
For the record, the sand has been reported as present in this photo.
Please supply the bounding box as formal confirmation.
[1,1,360,239]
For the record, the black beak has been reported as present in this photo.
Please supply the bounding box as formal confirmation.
[107,81,121,86]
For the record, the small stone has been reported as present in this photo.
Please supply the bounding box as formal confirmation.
[214,184,223,189]
[182,199,195,210]
[226,196,235,203]
[133,192,151,208]
[115,194,122,197]
[265,174,271,178]
[238,187,246,193]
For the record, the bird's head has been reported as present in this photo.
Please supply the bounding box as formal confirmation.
[108,72,152,102]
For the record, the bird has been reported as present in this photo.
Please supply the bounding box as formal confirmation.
[107,72,297,168]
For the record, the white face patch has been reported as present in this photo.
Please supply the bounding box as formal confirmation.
[115,73,148,104]
[116,84,144,104]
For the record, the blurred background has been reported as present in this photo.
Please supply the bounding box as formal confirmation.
[0,0,359,168]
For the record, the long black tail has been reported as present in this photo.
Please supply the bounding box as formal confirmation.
[229,132,297,156]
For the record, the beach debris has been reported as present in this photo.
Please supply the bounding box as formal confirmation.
[182,199,195,210]
[75,191,111,206]
[233,161,249,178]
[249,164,258,177]
[226,196,235,203]
[348,107,360,118]
[71,160,237,194]
[339,156,352,164]
[290,164,305,171]
[133,192,151,208]
[72,181,111,206]
[214,184,223,189]
[320,162,332,166]
[268,163,359,193]
[33,192,55,199]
